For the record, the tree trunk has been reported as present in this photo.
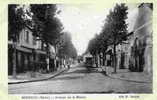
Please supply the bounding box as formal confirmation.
[46,43,50,72]
[96,52,99,67]
[46,57,50,71]
[31,49,36,77]
[113,44,117,73]
[54,45,58,71]
[103,52,106,71]
[12,42,17,78]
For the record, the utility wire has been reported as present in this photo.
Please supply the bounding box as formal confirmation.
[133,21,152,33]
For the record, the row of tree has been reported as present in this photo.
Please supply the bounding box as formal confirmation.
[87,3,128,73]
[8,4,77,78]
[58,32,77,59]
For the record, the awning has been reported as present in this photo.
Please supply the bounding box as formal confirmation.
[36,49,46,55]
[106,49,112,54]
[84,52,92,58]
[16,46,32,53]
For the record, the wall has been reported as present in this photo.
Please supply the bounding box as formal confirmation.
[127,3,152,74]
[19,27,36,49]
[133,4,152,74]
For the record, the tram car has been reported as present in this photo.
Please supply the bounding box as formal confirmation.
[83,53,93,67]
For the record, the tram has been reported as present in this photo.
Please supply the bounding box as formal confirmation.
[83,53,93,67]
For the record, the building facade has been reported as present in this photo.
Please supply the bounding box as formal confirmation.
[127,3,153,74]
[8,25,47,75]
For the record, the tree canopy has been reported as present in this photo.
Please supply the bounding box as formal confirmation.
[30,4,63,45]
[87,3,128,55]
[101,3,128,45]
[8,4,32,41]
[87,34,107,56]
[58,32,77,59]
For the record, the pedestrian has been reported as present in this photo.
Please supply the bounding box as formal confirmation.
[63,59,66,68]
[67,60,70,69]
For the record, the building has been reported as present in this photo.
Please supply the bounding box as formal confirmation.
[8,25,47,75]
[127,3,153,74]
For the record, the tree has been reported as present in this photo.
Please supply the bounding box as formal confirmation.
[30,4,63,71]
[87,33,107,67]
[58,33,77,59]
[30,4,63,44]
[101,3,128,73]
[8,4,32,78]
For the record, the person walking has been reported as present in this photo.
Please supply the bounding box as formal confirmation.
[67,60,70,69]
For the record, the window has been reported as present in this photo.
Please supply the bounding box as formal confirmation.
[33,37,36,45]
[26,30,29,43]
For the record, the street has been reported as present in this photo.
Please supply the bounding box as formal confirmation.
[8,63,152,94]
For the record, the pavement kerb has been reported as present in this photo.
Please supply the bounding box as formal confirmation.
[100,67,152,84]
[102,73,152,84]
[8,68,69,85]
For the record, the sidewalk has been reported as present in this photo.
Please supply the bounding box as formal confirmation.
[101,66,152,83]
[8,68,68,84]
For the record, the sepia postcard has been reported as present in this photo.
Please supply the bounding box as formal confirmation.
[0,0,157,100]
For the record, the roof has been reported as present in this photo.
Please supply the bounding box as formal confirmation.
[84,52,92,57]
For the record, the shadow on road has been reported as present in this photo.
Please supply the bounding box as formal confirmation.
[51,65,101,81]
[106,75,152,84]
[52,75,84,81]
[62,67,100,75]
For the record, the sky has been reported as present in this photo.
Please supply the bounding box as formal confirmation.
[56,4,110,55]
[56,4,138,55]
